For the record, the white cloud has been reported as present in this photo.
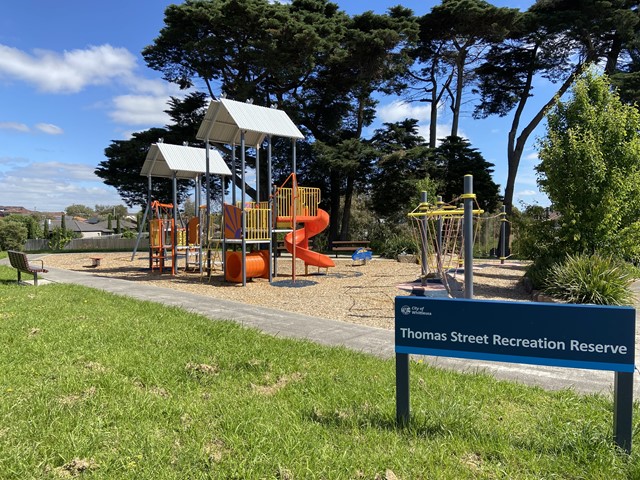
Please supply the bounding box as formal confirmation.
[524,151,539,162]
[378,100,469,145]
[0,122,29,132]
[0,160,123,211]
[19,161,101,182]
[125,77,179,97]
[110,94,173,126]
[0,156,29,167]
[517,189,538,197]
[35,123,63,135]
[0,44,187,129]
[515,174,538,186]
[0,44,136,94]
[378,100,431,123]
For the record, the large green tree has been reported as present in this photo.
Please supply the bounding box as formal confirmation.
[368,119,434,220]
[407,0,517,146]
[65,204,95,218]
[142,0,417,241]
[474,0,639,224]
[432,136,501,212]
[536,71,640,258]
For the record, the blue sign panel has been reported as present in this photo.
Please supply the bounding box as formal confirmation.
[395,297,635,372]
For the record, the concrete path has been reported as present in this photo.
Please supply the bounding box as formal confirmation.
[5,257,639,397]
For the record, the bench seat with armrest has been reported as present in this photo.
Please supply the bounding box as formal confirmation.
[8,250,48,286]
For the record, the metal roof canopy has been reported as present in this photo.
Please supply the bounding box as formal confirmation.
[140,143,231,179]
[196,98,304,145]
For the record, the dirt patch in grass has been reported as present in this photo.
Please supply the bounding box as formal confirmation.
[51,458,98,477]
[252,371,304,396]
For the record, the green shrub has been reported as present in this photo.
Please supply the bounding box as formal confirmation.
[543,254,635,305]
[609,221,640,265]
[377,233,417,259]
[49,227,80,251]
[0,220,27,251]
[525,254,564,291]
[510,207,558,262]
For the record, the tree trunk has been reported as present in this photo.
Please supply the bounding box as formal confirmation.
[429,84,438,148]
[451,50,466,138]
[328,170,341,244]
[339,174,355,240]
[503,60,587,249]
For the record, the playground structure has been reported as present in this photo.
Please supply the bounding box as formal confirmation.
[408,175,503,298]
[134,99,336,285]
[145,200,203,275]
[148,201,175,274]
[134,141,232,273]
[196,98,334,286]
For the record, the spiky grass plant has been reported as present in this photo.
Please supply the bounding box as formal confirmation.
[543,253,635,305]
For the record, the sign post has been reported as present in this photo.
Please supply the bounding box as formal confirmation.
[395,296,636,452]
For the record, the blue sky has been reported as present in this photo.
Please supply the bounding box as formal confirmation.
[0,0,545,213]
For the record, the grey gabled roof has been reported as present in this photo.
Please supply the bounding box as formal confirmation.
[140,143,231,179]
[196,98,304,146]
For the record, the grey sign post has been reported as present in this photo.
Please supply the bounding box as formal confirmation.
[395,296,636,453]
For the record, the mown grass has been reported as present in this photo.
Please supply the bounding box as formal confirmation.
[0,264,639,479]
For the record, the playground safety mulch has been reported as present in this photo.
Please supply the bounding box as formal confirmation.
[42,253,531,330]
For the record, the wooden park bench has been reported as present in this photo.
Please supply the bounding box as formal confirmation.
[329,240,370,257]
[8,250,48,286]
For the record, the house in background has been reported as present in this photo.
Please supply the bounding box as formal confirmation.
[47,216,137,239]
[47,216,112,238]
[0,206,33,217]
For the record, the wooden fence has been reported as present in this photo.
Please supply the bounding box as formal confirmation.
[24,236,149,252]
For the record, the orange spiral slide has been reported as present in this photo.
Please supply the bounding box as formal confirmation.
[284,209,335,269]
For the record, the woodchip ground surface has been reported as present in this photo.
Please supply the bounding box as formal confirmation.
[43,252,531,330]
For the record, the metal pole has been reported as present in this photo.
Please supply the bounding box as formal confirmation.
[195,175,201,217]
[614,371,634,453]
[241,132,247,287]
[436,195,443,279]
[292,171,297,283]
[205,141,211,274]
[396,353,410,425]
[220,172,225,275]
[420,191,428,285]
[172,171,178,275]
[267,135,273,282]
[292,138,296,173]
[500,205,507,265]
[292,139,297,283]
[463,175,474,299]
[256,144,260,203]
[195,174,202,273]
[231,144,237,206]
[272,183,278,278]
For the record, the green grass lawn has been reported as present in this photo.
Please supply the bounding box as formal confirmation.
[0,264,639,479]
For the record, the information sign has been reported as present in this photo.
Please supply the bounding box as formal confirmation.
[394,296,636,452]
[395,297,635,372]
